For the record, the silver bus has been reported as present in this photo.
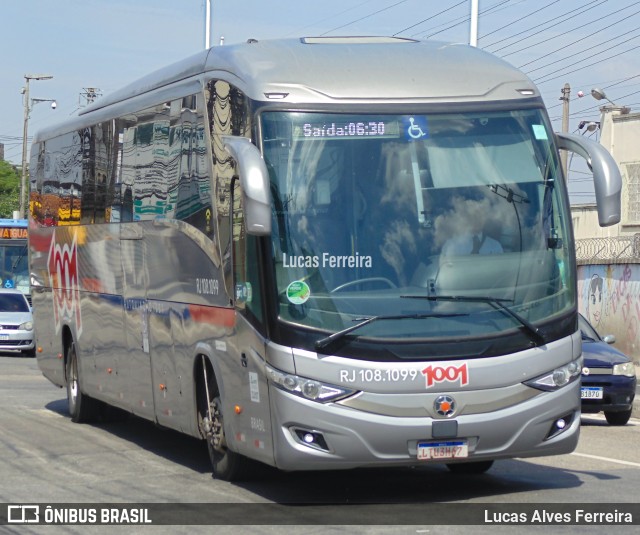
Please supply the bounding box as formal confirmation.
[29,37,621,480]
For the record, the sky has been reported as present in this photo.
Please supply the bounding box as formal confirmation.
[1,0,639,204]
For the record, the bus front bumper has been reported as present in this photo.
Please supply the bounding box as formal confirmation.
[268,382,580,471]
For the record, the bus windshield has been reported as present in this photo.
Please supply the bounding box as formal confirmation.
[0,241,29,295]
[261,109,574,347]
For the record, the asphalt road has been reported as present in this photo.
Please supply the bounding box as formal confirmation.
[1,353,639,535]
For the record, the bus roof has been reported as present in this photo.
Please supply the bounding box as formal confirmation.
[34,37,540,141]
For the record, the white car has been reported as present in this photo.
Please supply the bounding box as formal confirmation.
[0,289,35,357]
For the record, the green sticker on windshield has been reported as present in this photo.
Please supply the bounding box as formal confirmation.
[286,281,311,305]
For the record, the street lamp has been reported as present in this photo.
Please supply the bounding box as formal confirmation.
[578,120,600,133]
[591,87,630,114]
[591,87,617,106]
[20,74,55,219]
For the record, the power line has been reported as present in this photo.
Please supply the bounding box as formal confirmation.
[502,2,639,59]
[478,0,559,41]
[320,0,411,35]
[483,0,602,52]
[548,88,640,121]
[533,43,640,84]
[285,0,372,36]
[602,73,640,90]
[407,0,511,39]
[422,0,511,39]
[393,1,466,36]
[517,3,640,68]
[545,73,640,111]
[526,30,640,79]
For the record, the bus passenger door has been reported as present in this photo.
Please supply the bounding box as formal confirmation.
[228,206,274,466]
[119,223,155,419]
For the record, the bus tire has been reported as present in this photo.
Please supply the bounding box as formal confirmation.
[65,342,101,423]
[446,460,494,474]
[206,396,253,481]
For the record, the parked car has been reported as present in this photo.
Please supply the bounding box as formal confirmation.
[579,313,636,425]
[0,289,35,357]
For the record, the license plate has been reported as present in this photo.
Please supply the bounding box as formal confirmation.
[0,335,8,341]
[417,440,468,460]
[581,387,603,399]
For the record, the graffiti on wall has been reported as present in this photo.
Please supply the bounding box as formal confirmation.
[578,264,640,362]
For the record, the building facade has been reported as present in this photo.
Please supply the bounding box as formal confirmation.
[572,106,640,362]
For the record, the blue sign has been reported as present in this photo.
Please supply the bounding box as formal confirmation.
[402,116,429,141]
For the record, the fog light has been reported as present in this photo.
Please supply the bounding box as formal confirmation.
[545,412,574,440]
[292,427,330,452]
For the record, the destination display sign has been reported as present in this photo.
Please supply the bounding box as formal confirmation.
[0,227,28,240]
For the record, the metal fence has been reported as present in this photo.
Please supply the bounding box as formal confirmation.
[575,234,640,264]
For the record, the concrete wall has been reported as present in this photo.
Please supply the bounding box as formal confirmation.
[572,204,619,239]
[599,108,640,166]
[578,264,640,363]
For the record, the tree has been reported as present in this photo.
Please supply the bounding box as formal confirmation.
[0,160,21,218]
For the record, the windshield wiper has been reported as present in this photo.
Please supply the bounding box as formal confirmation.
[314,312,466,351]
[400,294,546,346]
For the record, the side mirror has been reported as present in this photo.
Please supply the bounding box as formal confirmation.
[222,136,272,236]
[555,133,622,227]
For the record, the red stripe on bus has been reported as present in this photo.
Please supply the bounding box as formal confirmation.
[188,304,235,327]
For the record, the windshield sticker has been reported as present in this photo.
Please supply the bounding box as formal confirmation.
[235,282,253,303]
[286,280,311,305]
[402,116,429,141]
[532,124,548,140]
[283,252,372,269]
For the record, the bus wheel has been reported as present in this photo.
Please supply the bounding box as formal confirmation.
[65,342,100,423]
[205,396,251,481]
[446,460,494,474]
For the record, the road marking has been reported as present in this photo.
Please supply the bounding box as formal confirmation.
[29,408,65,418]
[571,452,640,468]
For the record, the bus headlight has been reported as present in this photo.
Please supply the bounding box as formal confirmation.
[524,357,583,391]
[265,364,356,402]
[613,362,635,377]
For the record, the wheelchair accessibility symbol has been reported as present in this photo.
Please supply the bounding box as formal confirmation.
[4,279,15,289]
[403,116,429,140]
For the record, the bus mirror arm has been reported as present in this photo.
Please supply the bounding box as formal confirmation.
[222,136,272,236]
[555,132,621,227]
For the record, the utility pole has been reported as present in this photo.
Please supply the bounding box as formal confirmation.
[560,83,571,180]
[20,74,54,219]
[469,0,479,47]
[204,0,212,49]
